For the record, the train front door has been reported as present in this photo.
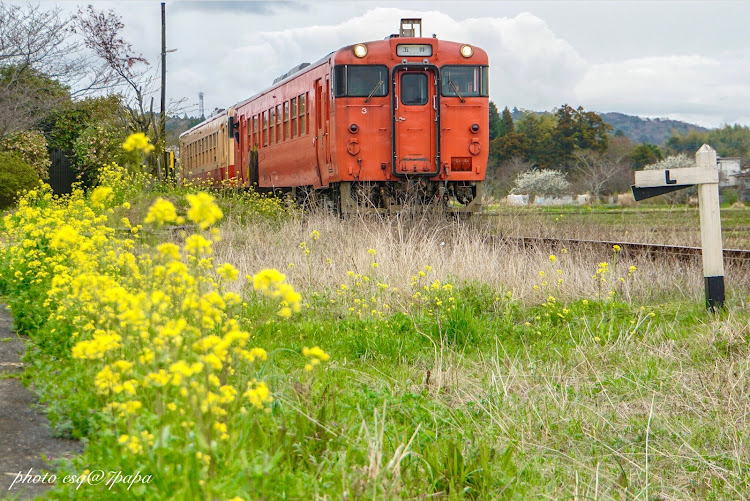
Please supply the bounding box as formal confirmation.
[393,68,438,176]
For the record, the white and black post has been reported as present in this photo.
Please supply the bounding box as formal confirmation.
[695,145,725,309]
[631,144,725,310]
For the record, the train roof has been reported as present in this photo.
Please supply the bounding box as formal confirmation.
[232,50,334,111]
[231,33,486,110]
[179,108,232,139]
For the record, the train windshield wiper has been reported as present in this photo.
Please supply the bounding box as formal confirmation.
[448,79,465,103]
[365,80,383,103]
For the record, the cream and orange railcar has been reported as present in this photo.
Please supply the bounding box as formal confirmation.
[181,19,489,213]
[179,108,235,184]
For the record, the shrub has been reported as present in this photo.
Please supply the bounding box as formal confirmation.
[0,151,39,210]
[0,131,51,179]
[72,124,138,185]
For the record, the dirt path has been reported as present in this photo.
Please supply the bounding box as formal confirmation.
[0,304,82,499]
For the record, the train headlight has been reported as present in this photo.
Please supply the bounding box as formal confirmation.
[354,44,368,58]
[470,123,480,133]
[460,44,473,58]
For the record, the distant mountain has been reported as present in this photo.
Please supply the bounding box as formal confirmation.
[599,112,709,145]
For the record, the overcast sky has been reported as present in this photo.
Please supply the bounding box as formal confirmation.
[64,1,750,129]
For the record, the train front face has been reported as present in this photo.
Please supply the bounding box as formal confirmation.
[331,36,489,210]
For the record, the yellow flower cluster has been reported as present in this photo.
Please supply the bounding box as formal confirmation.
[144,197,181,226]
[186,192,223,229]
[0,164,312,497]
[251,269,301,317]
[122,132,155,153]
[303,346,330,372]
[90,186,113,208]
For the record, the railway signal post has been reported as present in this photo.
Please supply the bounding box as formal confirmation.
[631,144,725,310]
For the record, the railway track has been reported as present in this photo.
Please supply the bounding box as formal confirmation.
[496,236,750,263]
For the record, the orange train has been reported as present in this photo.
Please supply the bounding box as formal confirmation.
[179,19,489,214]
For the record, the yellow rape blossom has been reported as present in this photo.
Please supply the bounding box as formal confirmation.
[122,132,155,153]
[216,262,239,281]
[186,192,223,229]
[244,380,273,409]
[90,186,113,208]
[145,198,178,226]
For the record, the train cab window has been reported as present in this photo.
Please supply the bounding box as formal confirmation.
[441,65,489,98]
[400,73,428,105]
[333,65,388,98]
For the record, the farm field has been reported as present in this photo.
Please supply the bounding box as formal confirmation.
[480,205,750,250]
[1,174,750,500]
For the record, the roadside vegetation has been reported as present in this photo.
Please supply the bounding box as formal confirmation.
[1,136,749,499]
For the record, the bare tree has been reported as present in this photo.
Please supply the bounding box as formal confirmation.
[573,149,628,202]
[73,6,157,138]
[0,2,116,138]
[0,2,75,137]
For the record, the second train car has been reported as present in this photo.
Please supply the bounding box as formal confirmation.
[180,19,489,214]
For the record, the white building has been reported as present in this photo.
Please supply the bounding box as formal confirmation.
[717,157,741,187]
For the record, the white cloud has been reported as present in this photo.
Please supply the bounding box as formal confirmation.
[577,49,750,127]
[98,3,750,127]
[197,9,587,114]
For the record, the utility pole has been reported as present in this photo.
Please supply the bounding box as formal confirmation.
[160,2,169,180]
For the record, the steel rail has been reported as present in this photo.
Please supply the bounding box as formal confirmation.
[496,236,750,262]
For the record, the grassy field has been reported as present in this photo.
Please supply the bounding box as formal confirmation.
[1,177,750,500]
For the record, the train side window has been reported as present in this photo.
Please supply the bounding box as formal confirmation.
[400,73,428,105]
[301,93,308,135]
[275,104,281,143]
[252,115,259,147]
[213,133,217,162]
[269,108,275,145]
[284,101,290,141]
[290,98,297,139]
[297,94,305,136]
[263,111,268,147]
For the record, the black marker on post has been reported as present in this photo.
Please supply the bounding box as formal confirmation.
[632,144,725,310]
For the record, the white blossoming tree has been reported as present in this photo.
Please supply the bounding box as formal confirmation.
[644,154,694,171]
[512,169,570,201]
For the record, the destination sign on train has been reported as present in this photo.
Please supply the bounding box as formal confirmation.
[396,44,433,56]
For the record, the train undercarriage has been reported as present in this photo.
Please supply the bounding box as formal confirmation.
[289,180,482,215]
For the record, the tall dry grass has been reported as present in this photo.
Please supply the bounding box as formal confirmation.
[212,210,750,306]
[207,208,750,498]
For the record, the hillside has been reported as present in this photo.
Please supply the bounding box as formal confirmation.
[166,115,203,149]
[599,112,709,145]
